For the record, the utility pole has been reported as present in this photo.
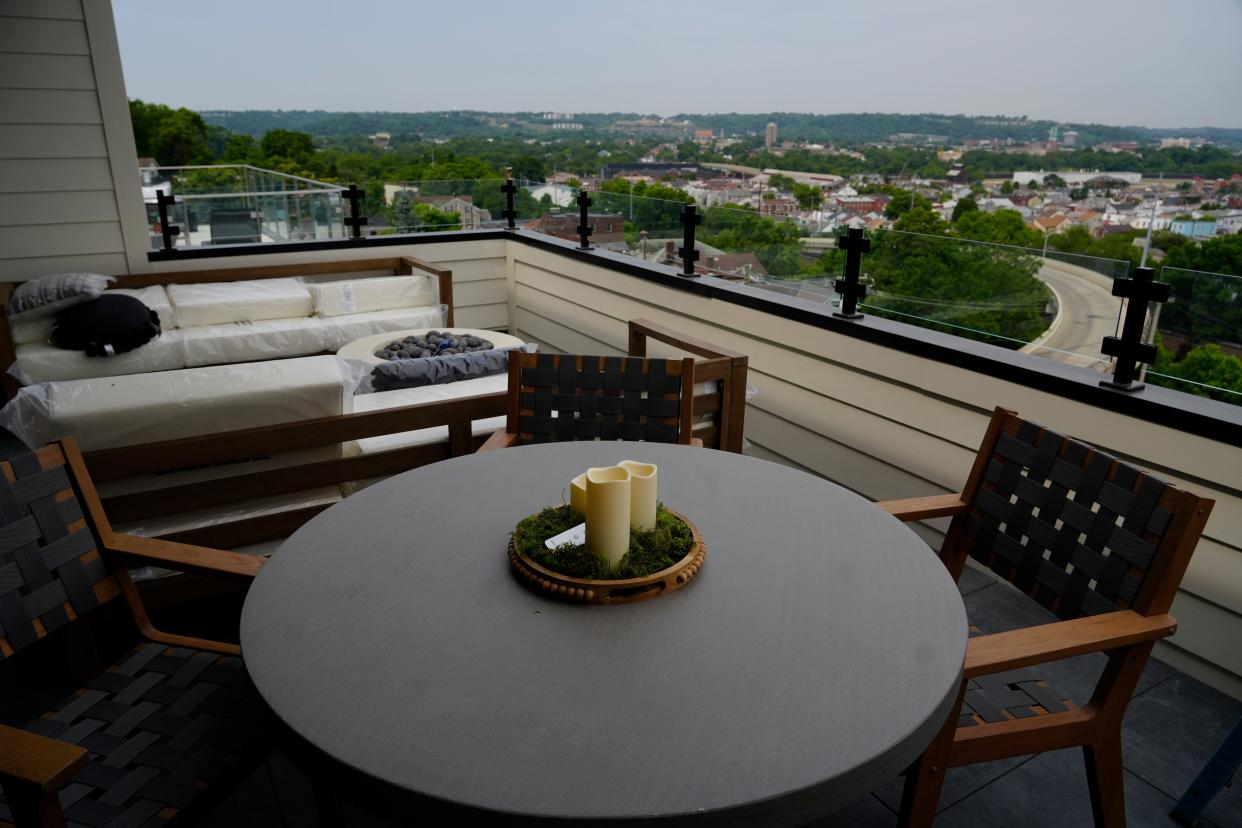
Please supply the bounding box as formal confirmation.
[1137,172,1164,382]
[1140,172,1163,268]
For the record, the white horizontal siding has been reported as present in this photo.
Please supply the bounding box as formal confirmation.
[0,158,113,192]
[0,17,89,55]
[0,190,118,226]
[1,0,84,20]
[0,124,107,158]
[453,277,506,309]
[0,1,135,278]
[0,251,126,280]
[0,53,95,89]
[440,256,506,282]
[0,221,122,258]
[454,304,508,330]
[0,89,100,124]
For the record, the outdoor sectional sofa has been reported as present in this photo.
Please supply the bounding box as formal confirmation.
[0,258,749,553]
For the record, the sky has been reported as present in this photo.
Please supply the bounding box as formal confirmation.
[113,0,1242,129]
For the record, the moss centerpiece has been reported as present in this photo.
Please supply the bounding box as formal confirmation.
[508,503,706,604]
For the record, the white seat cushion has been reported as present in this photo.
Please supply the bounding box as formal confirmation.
[27,355,354,450]
[176,317,325,367]
[12,333,185,384]
[168,278,312,327]
[317,306,445,352]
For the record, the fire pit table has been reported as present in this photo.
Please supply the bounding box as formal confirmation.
[335,327,526,365]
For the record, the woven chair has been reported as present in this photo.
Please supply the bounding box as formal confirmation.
[478,352,700,451]
[0,438,268,827]
[876,407,1214,828]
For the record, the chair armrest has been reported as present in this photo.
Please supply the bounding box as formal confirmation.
[106,533,263,581]
[478,429,517,452]
[964,610,1177,679]
[875,493,968,522]
[0,723,88,791]
[628,318,745,360]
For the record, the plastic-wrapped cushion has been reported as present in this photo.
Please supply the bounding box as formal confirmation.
[340,373,509,494]
[11,333,185,384]
[177,317,325,367]
[114,285,176,331]
[0,355,358,451]
[317,305,446,352]
[8,285,175,345]
[7,272,113,318]
[8,314,56,346]
[307,274,438,317]
[168,277,313,327]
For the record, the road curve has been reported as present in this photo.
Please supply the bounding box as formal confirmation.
[1022,259,1121,372]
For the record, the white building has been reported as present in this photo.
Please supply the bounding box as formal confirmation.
[1012,171,1143,187]
[527,184,574,208]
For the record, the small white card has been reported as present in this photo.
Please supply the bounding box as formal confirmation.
[545,523,586,550]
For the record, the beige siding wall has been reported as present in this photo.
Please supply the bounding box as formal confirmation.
[503,240,1242,699]
[0,1,146,281]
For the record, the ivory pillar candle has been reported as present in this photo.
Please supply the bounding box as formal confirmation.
[619,460,657,532]
[569,472,589,520]
[585,465,632,567]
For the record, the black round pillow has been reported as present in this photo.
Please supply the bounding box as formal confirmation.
[51,294,161,357]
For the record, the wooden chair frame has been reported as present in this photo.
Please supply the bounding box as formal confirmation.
[876,406,1214,828]
[0,437,267,827]
[478,352,698,451]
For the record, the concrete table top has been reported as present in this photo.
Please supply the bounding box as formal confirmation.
[241,442,967,825]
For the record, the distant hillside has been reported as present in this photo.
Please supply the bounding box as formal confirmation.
[196,109,1242,148]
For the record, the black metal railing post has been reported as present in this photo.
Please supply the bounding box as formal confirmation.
[501,167,517,231]
[1101,266,1170,391]
[156,190,180,252]
[834,226,870,319]
[576,190,593,249]
[342,184,367,239]
[678,204,701,277]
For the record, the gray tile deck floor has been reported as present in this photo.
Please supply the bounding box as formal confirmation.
[198,565,1242,828]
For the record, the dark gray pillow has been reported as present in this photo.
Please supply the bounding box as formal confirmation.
[368,345,532,392]
[51,294,161,357]
[8,272,114,319]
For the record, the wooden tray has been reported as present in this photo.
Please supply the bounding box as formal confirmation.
[508,508,706,604]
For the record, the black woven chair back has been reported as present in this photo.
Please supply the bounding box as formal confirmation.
[958,416,1181,620]
[0,446,116,658]
[512,353,694,445]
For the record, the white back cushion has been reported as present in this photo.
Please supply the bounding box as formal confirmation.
[307,274,438,317]
[168,277,313,327]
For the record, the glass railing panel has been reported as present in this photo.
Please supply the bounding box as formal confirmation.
[378,178,508,234]
[698,203,809,281]
[751,228,1137,373]
[1144,265,1242,405]
[140,164,345,249]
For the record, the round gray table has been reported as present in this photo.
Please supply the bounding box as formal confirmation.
[241,442,967,825]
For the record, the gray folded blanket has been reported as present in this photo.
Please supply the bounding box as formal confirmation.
[365,344,534,392]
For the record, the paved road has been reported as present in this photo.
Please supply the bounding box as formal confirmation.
[1022,259,1121,372]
